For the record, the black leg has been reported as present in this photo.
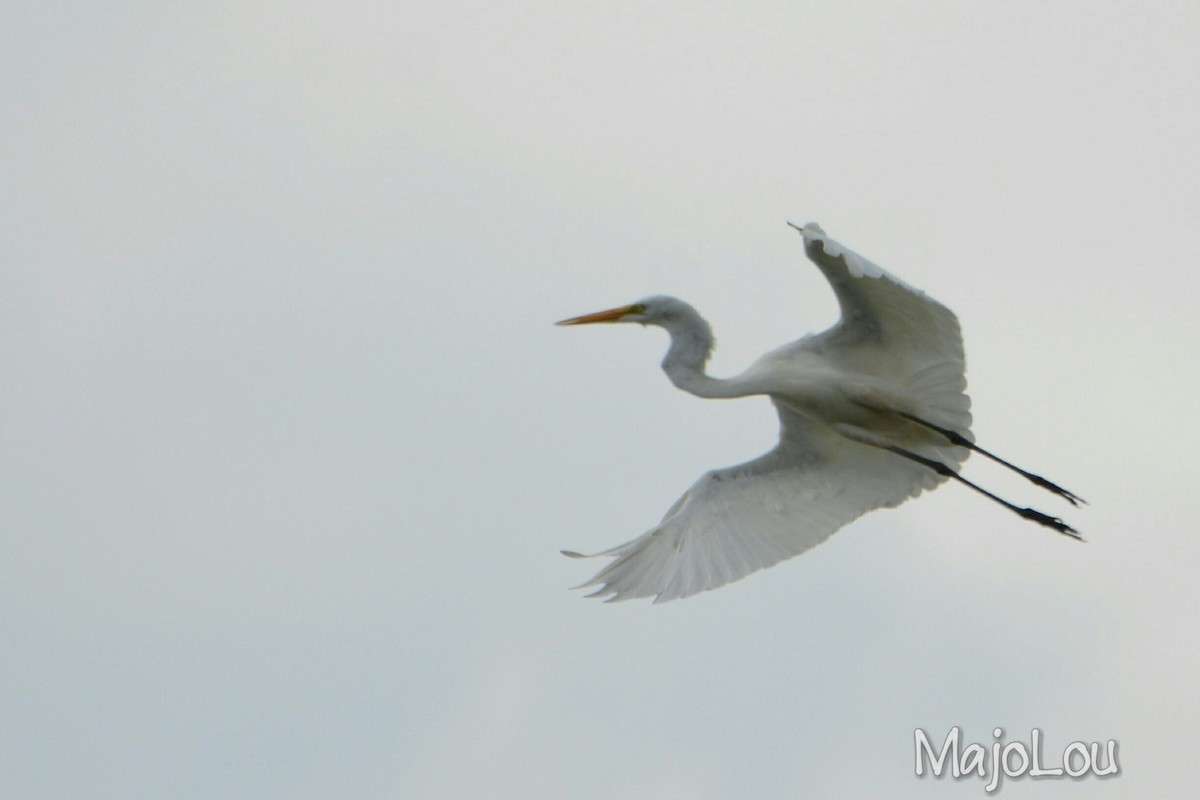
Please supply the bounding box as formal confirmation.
[898,412,1086,507]
[881,444,1083,541]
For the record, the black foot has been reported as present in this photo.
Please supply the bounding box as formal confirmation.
[1029,475,1087,507]
[1019,507,1083,540]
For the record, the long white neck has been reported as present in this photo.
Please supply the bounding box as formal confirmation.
[658,308,744,399]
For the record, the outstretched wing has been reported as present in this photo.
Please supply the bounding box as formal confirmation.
[789,223,971,434]
[564,405,942,603]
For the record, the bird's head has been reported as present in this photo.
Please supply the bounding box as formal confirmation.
[556,295,689,328]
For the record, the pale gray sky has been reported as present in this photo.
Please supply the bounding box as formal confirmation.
[3,2,1198,798]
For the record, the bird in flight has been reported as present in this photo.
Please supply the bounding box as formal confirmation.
[558,222,1083,603]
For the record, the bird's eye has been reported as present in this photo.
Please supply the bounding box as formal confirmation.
[628,303,647,315]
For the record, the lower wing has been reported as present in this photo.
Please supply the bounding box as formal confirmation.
[564,405,947,603]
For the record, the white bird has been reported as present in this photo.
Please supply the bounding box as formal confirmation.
[558,222,1082,603]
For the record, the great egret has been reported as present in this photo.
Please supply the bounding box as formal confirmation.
[558,222,1083,603]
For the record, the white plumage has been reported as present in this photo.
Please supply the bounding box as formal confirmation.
[559,223,1079,603]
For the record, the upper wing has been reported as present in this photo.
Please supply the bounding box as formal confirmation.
[790,223,971,434]
[565,404,943,603]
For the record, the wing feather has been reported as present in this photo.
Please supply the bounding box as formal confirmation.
[795,224,971,434]
[567,405,942,603]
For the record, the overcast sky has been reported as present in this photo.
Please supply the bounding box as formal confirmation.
[3,2,1199,798]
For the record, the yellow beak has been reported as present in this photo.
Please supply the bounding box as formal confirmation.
[555,305,637,326]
